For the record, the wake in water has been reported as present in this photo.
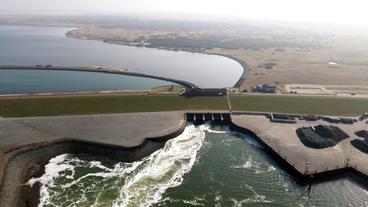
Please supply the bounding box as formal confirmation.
[200,124,263,149]
[27,124,206,207]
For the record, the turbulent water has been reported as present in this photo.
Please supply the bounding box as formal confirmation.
[28,124,368,207]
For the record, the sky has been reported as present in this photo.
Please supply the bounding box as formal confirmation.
[1,0,368,26]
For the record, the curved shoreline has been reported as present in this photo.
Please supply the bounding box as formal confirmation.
[66,32,249,88]
[202,53,249,88]
[1,25,249,89]
[0,66,196,90]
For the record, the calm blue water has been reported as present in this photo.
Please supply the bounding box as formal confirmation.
[0,25,243,88]
[0,69,174,94]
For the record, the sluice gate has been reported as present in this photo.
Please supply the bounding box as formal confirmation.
[186,113,230,126]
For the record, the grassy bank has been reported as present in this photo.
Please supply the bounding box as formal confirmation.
[230,94,368,116]
[0,94,228,117]
[0,94,367,117]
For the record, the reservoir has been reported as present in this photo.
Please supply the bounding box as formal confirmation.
[0,69,175,94]
[0,25,243,88]
[28,125,368,207]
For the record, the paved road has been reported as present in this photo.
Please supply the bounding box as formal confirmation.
[0,111,186,150]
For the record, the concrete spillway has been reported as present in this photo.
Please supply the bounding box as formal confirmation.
[186,113,230,126]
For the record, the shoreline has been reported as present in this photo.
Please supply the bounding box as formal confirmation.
[202,52,249,88]
[0,89,149,98]
[0,24,248,89]
[0,66,196,90]
[65,30,249,88]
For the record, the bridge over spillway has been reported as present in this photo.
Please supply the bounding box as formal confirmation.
[186,112,230,126]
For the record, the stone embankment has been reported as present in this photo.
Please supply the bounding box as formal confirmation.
[0,112,186,207]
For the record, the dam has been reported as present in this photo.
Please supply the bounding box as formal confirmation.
[186,112,230,125]
[1,111,368,206]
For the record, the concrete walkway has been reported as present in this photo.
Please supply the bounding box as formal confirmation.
[0,112,186,150]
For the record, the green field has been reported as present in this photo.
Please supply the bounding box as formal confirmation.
[230,94,368,116]
[0,94,367,117]
[0,94,227,117]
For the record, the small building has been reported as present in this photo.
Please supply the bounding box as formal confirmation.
[251,84,276,93]
[340,118,356,124]
[184,88,227,96]
[302,115,319,121]
[269,113,296,124]
[359,112,368,121]
[321,116,340,124]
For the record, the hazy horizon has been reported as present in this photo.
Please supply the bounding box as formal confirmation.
[1,0,368,26]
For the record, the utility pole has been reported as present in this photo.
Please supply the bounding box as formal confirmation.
[227,91,232,113]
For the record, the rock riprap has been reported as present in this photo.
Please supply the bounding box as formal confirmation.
[296,125,349,149]
[352,130,368,154]
[355,130,368,139]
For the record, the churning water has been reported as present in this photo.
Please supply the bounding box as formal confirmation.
[28,124,368,207]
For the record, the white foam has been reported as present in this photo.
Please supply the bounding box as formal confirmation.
[267,166,276,172]
[199,123,231,134]
[111,123,206,207]
[182,198,206,206]
[26,124,206,207]
[230,194,272,206]
[26,154,77,207]
[200,122,263,149]
[214,192,223,207]
[244,158,254,169]
[231,158,253,170]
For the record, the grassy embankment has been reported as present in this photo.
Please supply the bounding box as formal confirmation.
[0,94,367,117]
[0,94,227,117]
[230,94,368,116]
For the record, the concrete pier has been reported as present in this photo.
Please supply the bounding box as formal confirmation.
[230,114,368,182]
